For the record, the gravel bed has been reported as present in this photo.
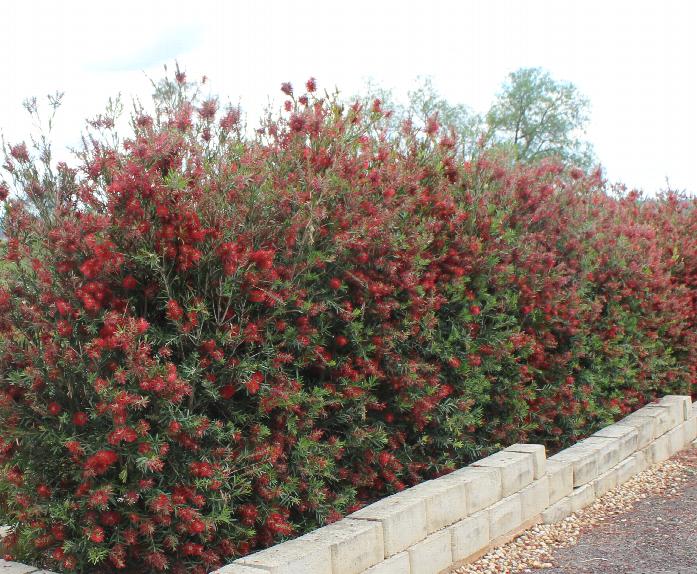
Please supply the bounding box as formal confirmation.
[455,447,697,574]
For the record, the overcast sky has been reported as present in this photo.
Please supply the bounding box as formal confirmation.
[3,0,696,195]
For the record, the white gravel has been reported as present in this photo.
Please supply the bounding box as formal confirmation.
[454,458,690,574]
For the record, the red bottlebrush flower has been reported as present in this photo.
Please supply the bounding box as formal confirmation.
[335,335,348,347]
[220,384,235,400]
[166,299,183,322]
[86,525,105,543]
[100,511,121,527]
[36,484,51,498]
[328,277,342,290]
[448,357,461,369]
[47,402,62,416]
[306,77,317,93]
[189,461,215,478]
[265,512,293,536]
[122,275,137,290]
[9,143,30,163]
[198,99,218,120]
[469,305,481,316]
[245,372,263,395]
[280,82,293,96]
[0,183,8,201]
[187,518,206,534]
[468,354,482,367]
[289,114,305,132]
[84,450,118,476]
[220,107,241,130]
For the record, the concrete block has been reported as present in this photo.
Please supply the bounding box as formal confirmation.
[449,511,490,562]
[617,415,654,449]
[300,518,383,574]
[441,466,502,514]
[549,447,598,487]
[666,424,686,454]
[215,565,273,574]
[682,417,697,445]
[519,477,549,521]
[659,395,693,421]
[593,424,638,461]
[615,456,638,485]
[622,403,678,439]
[488,494,523,539]
[637,404,680,435]
[643,432,671,465]
[362,552,410,574]
[398,478,468,533]
[546,459,573,504]
[592,466,618,497]
[542,497,571,524]
[407,529,452,574]
[576,436,621,474]
[0,560,39,574]
[350,494,427,557]
[569,483,595,513]
[504,444,546,479]
[630,450,648,473]
[471,451,534,497]
[236,537,331,574]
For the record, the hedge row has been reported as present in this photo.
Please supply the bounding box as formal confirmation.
[0,75,695,573]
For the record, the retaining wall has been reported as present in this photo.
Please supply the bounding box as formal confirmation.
[0,395,695,574]
[215,395,697,574]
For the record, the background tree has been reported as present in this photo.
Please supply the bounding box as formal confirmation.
[358,68,595,168]
[484,67,595,168]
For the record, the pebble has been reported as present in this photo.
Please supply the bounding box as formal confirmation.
[454,459,688,574]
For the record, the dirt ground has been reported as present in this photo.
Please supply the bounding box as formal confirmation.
[527,447,697,574]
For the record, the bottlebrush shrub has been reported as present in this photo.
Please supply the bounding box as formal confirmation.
[0,72,695,573]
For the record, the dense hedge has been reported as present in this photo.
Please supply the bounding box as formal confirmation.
[0,74,695,573]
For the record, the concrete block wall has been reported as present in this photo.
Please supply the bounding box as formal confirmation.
[2,397,695,574]
[212,395,696,574]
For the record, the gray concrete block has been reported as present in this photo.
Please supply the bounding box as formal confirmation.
[398,478,468,533]
[576,436,621,474]
[489,493,523,539]
[625,408,670,439]
[546,459,573,504]
[542,497,571,524]
[449,510,490,562]
[617,415,654,450]
[615,456,638,485]
[407,529,452,574]
[237,538,331,574]
[350,494,427,557]
[504,444,546,479]
[549,447,598,487]
[666,424,686,454]
[300,518,384,574]
[682,417,697,445]
[643,433,671,465]
[637,404,681,435]
[519,476,549,521]
[0,562,43,574]
[361,552,410,574]
[569,483,595,513]
[592,424,638,461]
[659,395,693,421]
[441,466,502,514]
[592,466,618,497]
[630,449,648,473]
[471,451,534,497]
[215,564,273,574]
